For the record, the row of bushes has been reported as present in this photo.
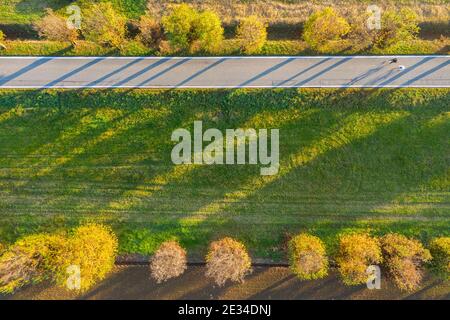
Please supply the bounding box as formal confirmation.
[0,3,426,55]
[28,3,269,54]
[1,227,448,294]
[151,233,449,292]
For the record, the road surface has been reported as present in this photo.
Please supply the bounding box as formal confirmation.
[0,56,449,88]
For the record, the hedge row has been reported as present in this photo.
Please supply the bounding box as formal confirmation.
[2,227,447,294]
[148,232,450,290]
[149,232,449,290]
[1,3,446,56]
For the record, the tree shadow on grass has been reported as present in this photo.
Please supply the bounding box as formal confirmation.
[0,89,301,243]
[0,89,448,258]
[105,91,351,255]
[116,89,450,258]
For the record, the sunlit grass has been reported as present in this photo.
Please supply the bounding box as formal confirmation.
[0,88,448,259]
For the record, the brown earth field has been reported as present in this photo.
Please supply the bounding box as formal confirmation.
[2,265,449,300]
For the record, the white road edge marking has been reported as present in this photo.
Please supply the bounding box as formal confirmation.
[0,55,449,60]
[1,85,449,89]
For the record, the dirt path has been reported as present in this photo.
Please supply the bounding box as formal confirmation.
[3,266,449,300]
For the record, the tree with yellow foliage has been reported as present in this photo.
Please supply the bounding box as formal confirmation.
[303,7,351,53]
[236,15,267,54]
[82,2,127,48]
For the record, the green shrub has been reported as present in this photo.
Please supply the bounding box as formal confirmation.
[150,240,187,283]
[375,8,420,49]
[381,233,431,291]
[82,2,127,48]
[0,234,66,294]
[33,9,78,42]
[288,234,328,280]
[162,4,223,53]
[161,4,197,51]
[205,237,252,286]
[336,233,382,285]
[303,7,351,53]
[236,15,267,54]
[52,223,118,292]
[429,237,450,280]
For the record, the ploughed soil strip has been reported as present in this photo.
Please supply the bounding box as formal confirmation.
[2,266,449,300]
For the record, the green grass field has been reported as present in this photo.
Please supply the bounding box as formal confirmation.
[0,89,449,260]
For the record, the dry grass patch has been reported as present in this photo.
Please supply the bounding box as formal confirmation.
[146,0,449,26]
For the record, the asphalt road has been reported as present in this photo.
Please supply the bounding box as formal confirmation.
[0,55,449,88]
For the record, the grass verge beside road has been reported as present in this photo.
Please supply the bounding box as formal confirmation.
[0,88,448,260]
[0,38,448,56]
